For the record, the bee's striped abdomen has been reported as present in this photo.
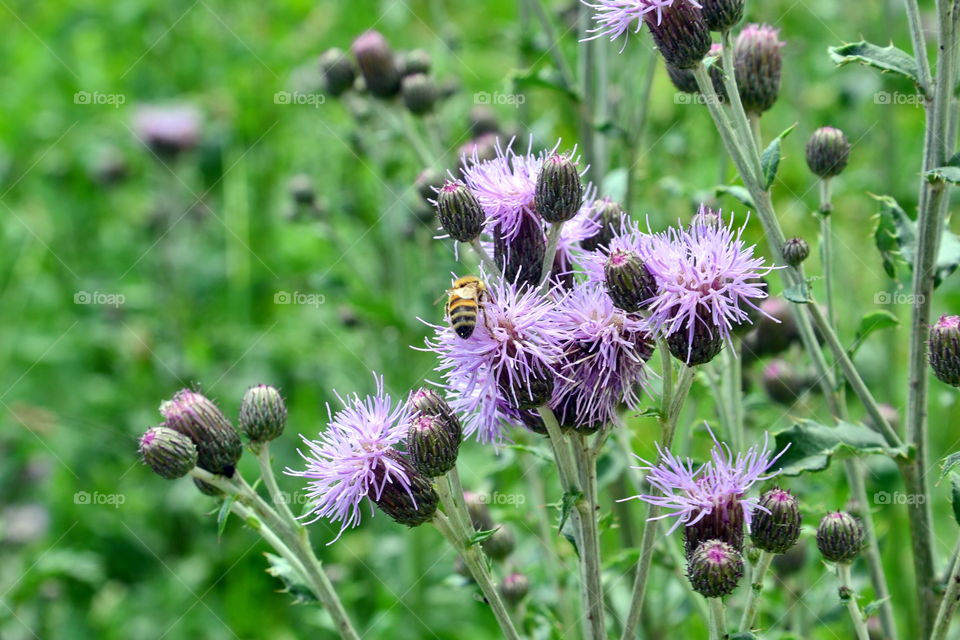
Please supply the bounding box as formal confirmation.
[448,297,478,339]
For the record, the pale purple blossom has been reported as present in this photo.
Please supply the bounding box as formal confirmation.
[285,374,413,542]
[582,0,702,47]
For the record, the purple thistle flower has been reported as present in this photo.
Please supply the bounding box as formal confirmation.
[285,374,414,542]
[133,104,202,155]
[582,0,702,48]
[626,429,788,538]
[421,278,569,444]
[550,283,654,430]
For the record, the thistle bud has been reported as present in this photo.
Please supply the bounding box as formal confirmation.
[535,155,584,224]
[734,24,784,116]
[751,488,802,553]
[139,426,198,479]
[482,526,516,560]
[495,214,546,290]
[319,48,356,97]
[687,540,745,598]
[773,543,808,576]
[705,44,730,101]
[816,511,863,564]
[160,389,242,477]
[782,237,810,267]
[193,477,223,497]
[665,63,700,95]
[464,492,495,531]
[604,250,657,313]
[372,452,438,527]
[239,384,287,444]
[436,181,485,243]
[351,30,401,99]
[409,388,463,441]
[499,572,530,605]
[929,315,960,387]
[398,49,432,77]
[806,127,851,179]
[554,389,604,435]
[288,173,316,207]
[684,494,745,557]
[401,73,438,116]
[743,297,799,360]
[762,359,805,405]
[517,409,548,436]
[668,319,724,367]
[645,0,712,70]
[701,0,744,32]
[499,366,554,410]
[408,413,460,477]
[581,199,626,252]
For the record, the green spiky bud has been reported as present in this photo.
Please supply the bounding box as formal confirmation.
[806,127,851,179]
[782,237,810,267]
[816,511,863,564]
[581,199,626,252]
[535,154,584,224]
[398,49,432,77]
[239,384,287,444]
[436,181,485,243]
[160,390,242,477]
[684,494,745,556]
[761,359,806,405]
[463,492,495,532]
[319,48,356,97]
[139,426,198,479]
[701,0,744,32]
[408,413,460,477]
[668,320,724,366]
[351,30,401,98]
[372,452,438,527]
[482,526,516,561]
[500,572,530,605]
[604,250,657,313]
[408,388,462,441]
[930,316,960,387]
[751,488,802,553]
[734,24,784,115]
[401,73,438,116]
[646,0,712,70]
[494,213,546,290]
[687,540,745,598]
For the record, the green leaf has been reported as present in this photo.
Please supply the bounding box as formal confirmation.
[871,193,960,286]
[632,406,663,419]
[773,420,908,476]
[952,474,960,526]
[468,527,500,547]
[926,166,960,184]
[783,283,812,304]
[558,489,584,533]
[828,41,922,89]
[863,597,890,616]
[849,310,899,356]
[714,185,755,209]
[760,123,797,189]
[939,451,960,483]
[264,553,318,604]
[217,495,236,539]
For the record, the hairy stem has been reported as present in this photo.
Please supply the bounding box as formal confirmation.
[540,222,564,289]
[572,434,606,640]
[739,550,774,632]
[931,532,960,639]
[837,563,871,640]
[708,597,728,640]
[255,443,301,527]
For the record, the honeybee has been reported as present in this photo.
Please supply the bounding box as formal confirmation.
[446,275,488,339]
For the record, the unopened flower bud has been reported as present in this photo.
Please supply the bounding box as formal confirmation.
[816,511,863,564]
[408,388,463,440]
[734,24,784,115]
[464,492,495,531]
[781,237,810,267]
[773,543,808,576]
[517,409,548,436]
[684,494,744,556]
[239,384,287,444]
[666,63,699,94]
[160,389,242,477]
[139,426,198,479]
[495,214,546,290]
[499,572,530,605]
[751,488,802,553]
[581,199,626,252]
[646,0,712,70]
[701,0,744,32]
[668,319,724,366]
[499,366,554,410]
[193,477,223,497]
[743,297,799,360]
[351,30,401,99]
[604,250,657,313]
[762,359,805,405]
[929,315,960,387]
[687,539,745,598]
[398,49,432,77]
[554,389,604,435]
[408,413,460,477]
[372,452,438,527]
[806,127,851,179]
[436,181,485,243]
[401,73,438,116]
[482,526,516,560]
[319,48,356,96]
[288,173,316,206]
[535,155,584,224]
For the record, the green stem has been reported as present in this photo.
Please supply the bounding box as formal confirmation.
[837,563,871,640]
[572,434,606,640]
[905,0,934,93]
[540,222,564,290]
[719,29,762,174]
[932,531,960,639]
[665,534,711,623]
[724,339,744,451]
[708,597,727,640]
[255,443,300,527]
[739,550,774,633]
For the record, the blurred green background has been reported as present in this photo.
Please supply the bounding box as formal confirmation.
[2,0,959,638]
